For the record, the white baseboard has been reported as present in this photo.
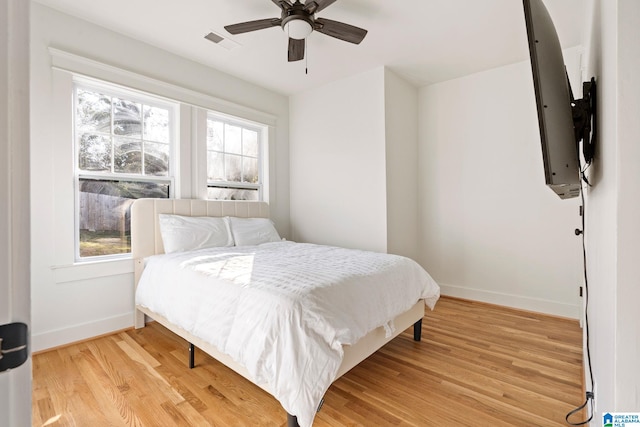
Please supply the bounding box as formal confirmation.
[439,283,580,319]
[31,312,133,353]
[30,285,580,352]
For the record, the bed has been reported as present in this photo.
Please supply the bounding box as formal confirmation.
[132,198,440,427]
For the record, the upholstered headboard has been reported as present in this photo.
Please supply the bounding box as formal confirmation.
[131,198,271,328]
[131,198,270,259]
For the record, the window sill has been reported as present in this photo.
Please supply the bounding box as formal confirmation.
[52,257,134,284]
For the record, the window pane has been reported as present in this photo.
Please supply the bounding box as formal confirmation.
[144,142,170,176]
[113,98,142,137]
[206,115,263,201]
[78,179,170,257]
[243,129,258,157]
[114,137,142,174]
[207,120,223,151]
[225,124,242,155]
[75,83,176,259]
[242,156,258,183]
[207,187,259,201]
[225,154,242,182]
[77,89,111,134]
[207,150,224,181]
[78,134,112,172]
[143,105,169,143]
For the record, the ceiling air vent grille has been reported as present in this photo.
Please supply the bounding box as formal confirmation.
[204,31,240,50]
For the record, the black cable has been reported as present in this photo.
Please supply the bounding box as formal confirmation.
[566,394,594,426]
[580,178,595,393]
[565,172,594,426]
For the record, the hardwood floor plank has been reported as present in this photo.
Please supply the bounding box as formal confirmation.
[33,397,56,427]
[72,345,144,426]
[340,359,515,427]
[114,339,185,405]
[115,331,162,367]
[155,365,209,412]
[32,297,584,426]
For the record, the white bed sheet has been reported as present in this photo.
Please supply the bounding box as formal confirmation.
[135,241,440,427]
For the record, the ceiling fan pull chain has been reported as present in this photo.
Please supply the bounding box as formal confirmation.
[305,39,308,75]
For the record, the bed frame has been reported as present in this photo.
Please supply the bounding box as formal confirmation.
[131,199,424,426]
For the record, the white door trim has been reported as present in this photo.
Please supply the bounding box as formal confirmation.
[0,0,31,426]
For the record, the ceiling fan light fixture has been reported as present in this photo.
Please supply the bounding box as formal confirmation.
[283,19,313,40]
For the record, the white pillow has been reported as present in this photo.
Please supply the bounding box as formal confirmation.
[228,217,281,246]
[158,214,234,253]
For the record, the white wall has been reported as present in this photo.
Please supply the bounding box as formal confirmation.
[289,67,388,252]
[30,3,290,351]
[417,49,584,318]
[614,0,640,411]
[290,54,584,318]
[581,0,617,416]
[289,67,421,257]
[582,0,640,418]
[384,69,419,260]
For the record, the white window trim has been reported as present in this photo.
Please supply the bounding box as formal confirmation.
[47,48,276,277]
[49,47,277,127]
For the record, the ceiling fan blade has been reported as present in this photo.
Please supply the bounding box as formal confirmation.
[304,0,338,14]
[288,38,305,62]
[272,0,292,11]
[315,18,367,44]
[224,18,281,35]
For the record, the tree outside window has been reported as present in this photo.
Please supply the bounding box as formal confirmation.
[75,84,175,259]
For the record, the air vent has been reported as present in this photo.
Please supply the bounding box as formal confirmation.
[204,31,240,50]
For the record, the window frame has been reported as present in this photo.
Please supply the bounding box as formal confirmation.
[72,78,179,262]
[206,112,267,201]
[48,48,278,277]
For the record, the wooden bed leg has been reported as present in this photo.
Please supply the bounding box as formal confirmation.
[189,343,195,369]
[413,319,422,342]
[134,309,145,329]
[287,413,299,427]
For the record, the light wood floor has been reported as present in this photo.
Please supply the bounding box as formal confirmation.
[32,297,584,426]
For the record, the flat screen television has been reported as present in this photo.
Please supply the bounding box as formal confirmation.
[522,0,596,199]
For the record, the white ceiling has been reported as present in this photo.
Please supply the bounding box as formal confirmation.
[32,0,587,96]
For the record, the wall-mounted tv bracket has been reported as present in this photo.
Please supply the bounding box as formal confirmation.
[570,77,597,166]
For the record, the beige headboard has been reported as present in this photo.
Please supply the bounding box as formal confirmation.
[130,199,269,328]
[131,198,270,260]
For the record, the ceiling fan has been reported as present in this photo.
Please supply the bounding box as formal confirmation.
[224,0,368,62]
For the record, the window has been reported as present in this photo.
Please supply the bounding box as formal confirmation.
[74,82,176,259]
[206,114,265,200]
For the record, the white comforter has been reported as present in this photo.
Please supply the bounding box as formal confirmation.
[135,241,440,427]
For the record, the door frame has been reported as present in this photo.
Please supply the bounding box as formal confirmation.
[0,1,31,426]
